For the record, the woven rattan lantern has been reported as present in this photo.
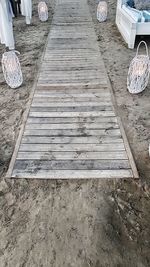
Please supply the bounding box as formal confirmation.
[127,41,150,94]
[38,1,48,22]
[1,51,23,89]
[97,1,107,22]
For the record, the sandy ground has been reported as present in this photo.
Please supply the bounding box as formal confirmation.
[0,0,150,266]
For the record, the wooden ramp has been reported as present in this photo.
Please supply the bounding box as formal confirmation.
[6,0,139,179]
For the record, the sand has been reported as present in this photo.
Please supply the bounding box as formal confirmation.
[0,0,150,266]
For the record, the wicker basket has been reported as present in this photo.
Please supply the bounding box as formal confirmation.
[1,51,23,89]
[97,1,107,22]
[38,1,48,22]
[127,41,150,94]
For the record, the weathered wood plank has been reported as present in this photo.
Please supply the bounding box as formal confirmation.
[37,82,107,88]
[33,97,111,103]
[38,71,103,77]
[25,122,118,130]
[22,136,124,144]
[44,49,99,54]
[38,77,106,83]
[49,34,96,39]
[14,159,130,170]
[47,45,98,50]
[30,106,113,112]
[16,151,128,160]
[41,66,103,72]
[34,91,111,96]
[27,116,118,124]
[19,143,125,152]
[36,84,109,91]
[12,169,133,179]
[31,102,112,107]
[37,80,108,86]
[29,111,116,118]
[39,68,102,74]
[41,64,103,69]
[24,128,121,137]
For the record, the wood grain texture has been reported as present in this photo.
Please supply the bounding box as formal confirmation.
[19,143,125,152]
[22,136,124,144]
[16,151,128,160]
[13,159,130,171]
[12,169,133,179]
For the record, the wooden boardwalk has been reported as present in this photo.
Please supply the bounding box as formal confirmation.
[6,0,139,179]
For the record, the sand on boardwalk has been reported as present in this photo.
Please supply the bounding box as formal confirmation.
[0,0,150,266]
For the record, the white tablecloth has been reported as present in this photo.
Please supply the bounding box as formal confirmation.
[0,0,15,49]
[21,0,32,24]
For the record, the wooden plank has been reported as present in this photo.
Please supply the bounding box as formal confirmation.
[42,60,102,65]
[37,82,108,87]
[36,83,108,90]
[25,122,118,130]
[37,82,107,87]
[24,128,121,137]
[16,151,128,160]
[40,66,102,71]
[43,54,100,59]
[47,45,97,50]
[22,136,124,144]
[39,69,102,74]
[41,56,102,62]
[44,49,99,54]
[27,116,118,124]
[47,38,95,43]
[49,34,96,39]
[38,75,106,82]
[30,106,113,112]
[14,159,130,170]
[42,57,101,62]
[34,94,110,99]
[42,56,101,61]
[41,63,103,69]
[39,71,103,76]
[38,77,106,83]
[19,143,125,152]
[34,90,110,96]
[12,169,133,179]
[40,67,103,72]
[33,91,111,97]
[33,97,111,102]
[29,111,116,118]
[31,102,112,107]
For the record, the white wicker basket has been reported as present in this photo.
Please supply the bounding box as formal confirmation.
[97,1,107,22]
[127,41,150,94]
[38,1,48,22]
[1,51,23,89]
